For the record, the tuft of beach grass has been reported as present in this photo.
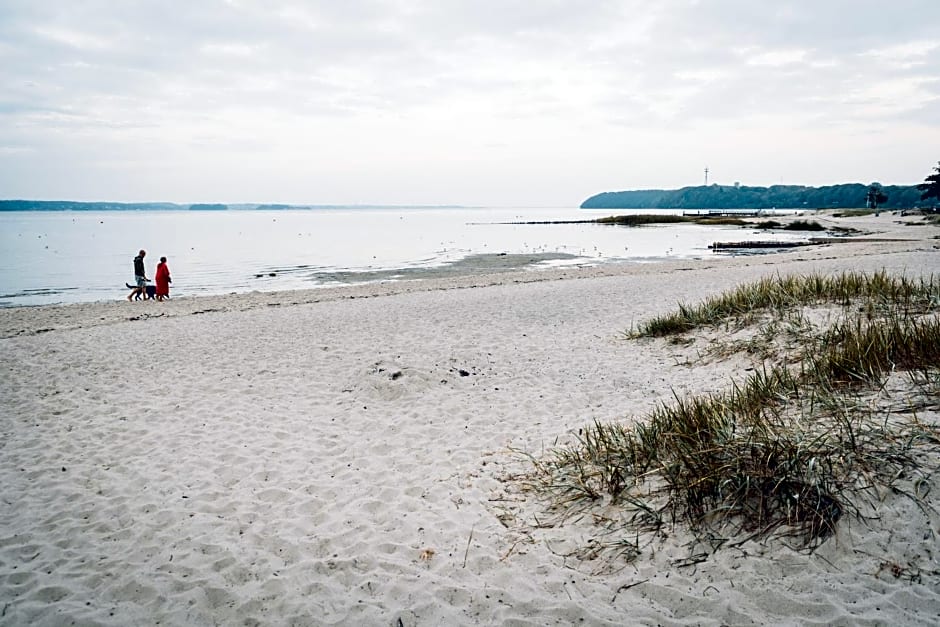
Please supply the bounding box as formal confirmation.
[518,271,940,562]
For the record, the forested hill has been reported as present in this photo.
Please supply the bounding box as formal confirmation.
[581,184,924,210]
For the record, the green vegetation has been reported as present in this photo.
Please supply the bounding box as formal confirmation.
[634,271,936,337]
[594,215,747,227]
[692,216,749,226]
[832,209,878,217]
[866,183,889,210]
[754,220,782,229]
[919,161,940,204]
[521,272,940,558]
[582,183,928,210]
[594,215,688,226]
[754,219,825,231]
[783,220,825,231]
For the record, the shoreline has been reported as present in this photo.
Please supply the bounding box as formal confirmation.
[1,208,929,311]
[0,217,933,340]
[1,213,938,625]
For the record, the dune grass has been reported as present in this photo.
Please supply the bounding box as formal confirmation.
[594,215,689,226]
[594,215,748,227]
[754,219,826,231]
[634,270,939,337]
[754,220,782,229]
[783,219,827,231]
[693,216,750,226]
[523,271,940,556]
[833,209,878,218]
[594,215,827,229]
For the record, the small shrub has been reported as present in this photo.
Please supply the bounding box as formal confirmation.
[784,220,826,231]
[833,210,877,218]
[754,220,782,229]
[595,215,689,226]
[694,217,749,226]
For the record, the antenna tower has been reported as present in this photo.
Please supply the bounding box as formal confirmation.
[704,167,709,185]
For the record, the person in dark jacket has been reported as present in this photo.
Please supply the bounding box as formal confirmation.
[127,250,149,301]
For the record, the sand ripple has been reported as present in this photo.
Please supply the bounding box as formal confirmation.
[2,240,939,625]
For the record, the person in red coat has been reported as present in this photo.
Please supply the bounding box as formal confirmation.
[155,256,172,301]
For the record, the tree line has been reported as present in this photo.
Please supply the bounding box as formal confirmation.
[581,183,930,210]
[583,163,940,210]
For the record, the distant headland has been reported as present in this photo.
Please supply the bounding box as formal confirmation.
[0,200,465,212]
[581,183,927,210]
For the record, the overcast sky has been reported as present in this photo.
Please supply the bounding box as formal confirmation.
[1,1,938,206]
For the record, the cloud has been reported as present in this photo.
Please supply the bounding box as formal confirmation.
[0,0,938,204]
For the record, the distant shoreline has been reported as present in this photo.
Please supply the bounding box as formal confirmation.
[0,200,470,212]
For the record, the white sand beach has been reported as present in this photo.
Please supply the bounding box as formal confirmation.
[2,213,939,626]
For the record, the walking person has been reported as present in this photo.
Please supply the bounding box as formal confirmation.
[155,256,171,301]
[127,249,149,301]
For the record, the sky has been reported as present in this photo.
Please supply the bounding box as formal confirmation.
[1,1,939,207]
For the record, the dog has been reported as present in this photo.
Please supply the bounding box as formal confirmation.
[126,283,157,300]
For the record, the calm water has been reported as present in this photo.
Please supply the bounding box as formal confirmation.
[0,207,806,307]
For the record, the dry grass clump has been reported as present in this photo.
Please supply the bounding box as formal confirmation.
[783,219,826,231]
[812,313,940,384]
[593,215,748,227]
[754,220,782,229]
[693,216,749,226]
[833,209,878,217]
[753,219,826,231]
[522,271,940,557]
[595,215,689,226]
[635,270,938,337]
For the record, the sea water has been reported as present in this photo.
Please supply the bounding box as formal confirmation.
[0,207,807,307]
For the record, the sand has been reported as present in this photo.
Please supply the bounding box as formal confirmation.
[1,212,939,625]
